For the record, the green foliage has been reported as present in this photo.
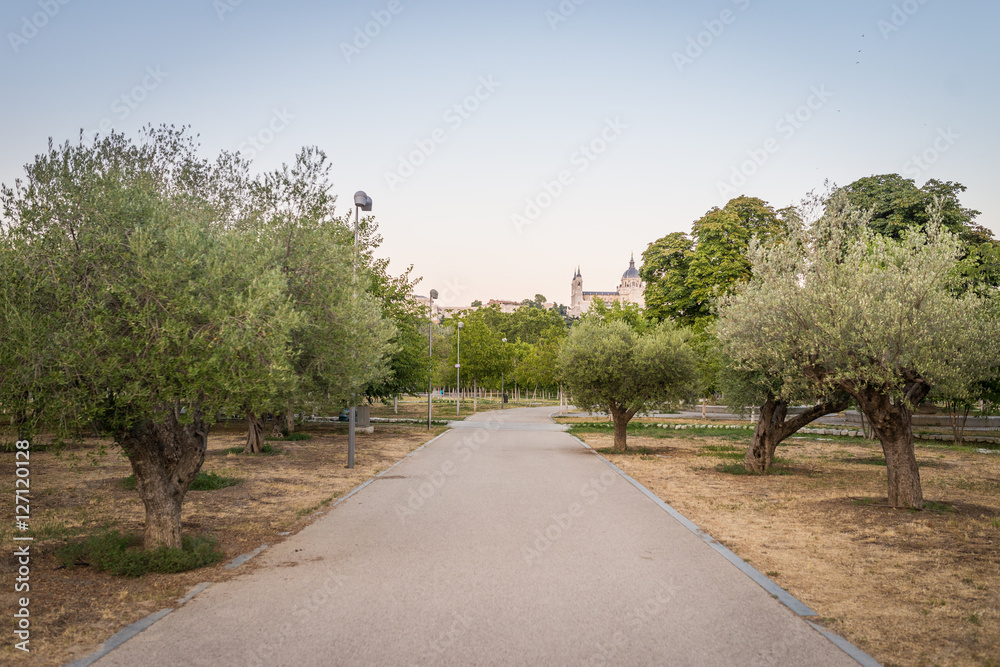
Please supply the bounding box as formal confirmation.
[716,196,1000,410]
[836,175,988,245]
[122,471,240,490]
[558,319,699,416]
[55,530,224,577]
[0,126,302,436]
[641,196,789,327]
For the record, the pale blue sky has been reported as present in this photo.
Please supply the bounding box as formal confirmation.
[2,0,997,306]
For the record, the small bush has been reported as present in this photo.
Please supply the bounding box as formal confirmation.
[266,432,310,441]
[55,530,223,577]
[122,471,240,491]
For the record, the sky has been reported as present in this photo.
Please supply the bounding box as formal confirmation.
[2,0,998,306]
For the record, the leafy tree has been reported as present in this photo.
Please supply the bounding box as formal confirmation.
[716,198,999,507]
[558,319,698,451]
[0,127,301,548]
[238,148,394,450]
[641,196,790,327]
[837,174,990,245]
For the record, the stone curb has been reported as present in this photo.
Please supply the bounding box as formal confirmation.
[565,431,883,667]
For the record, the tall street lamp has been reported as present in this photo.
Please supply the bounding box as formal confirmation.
[427,289,438,430]
[500,337,507,410]
[456,321,464,417]
[348,190,372,469]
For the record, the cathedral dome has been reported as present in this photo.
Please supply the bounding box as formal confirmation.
[622,255,640,280]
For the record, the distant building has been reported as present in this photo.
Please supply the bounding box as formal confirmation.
[568,255,645,318]
[486,299,521,314]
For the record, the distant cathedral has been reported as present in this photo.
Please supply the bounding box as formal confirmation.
[569,255,645,317]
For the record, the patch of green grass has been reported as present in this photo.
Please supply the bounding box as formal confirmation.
[841,456,887,466]
[55,530,223,577]
[28,521,88,540]
[697,444,745,460]
[122,471,240,491]
[852,497,878,507]
[569,422,750,441]
[922,500,956,514]
[714,462,792,476]
[266,432,311,442]
[595,446,655,456]
[295,494,340,517]
[965,613,982,626]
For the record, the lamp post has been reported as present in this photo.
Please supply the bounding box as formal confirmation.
[427,289,438,430]
[456,321,464,417]
[500,337,507,409]
[348,190,372,469]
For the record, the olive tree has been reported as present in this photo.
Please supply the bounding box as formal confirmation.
[0,128,302,549]
[716,199,999,507]
[558,319,698,451]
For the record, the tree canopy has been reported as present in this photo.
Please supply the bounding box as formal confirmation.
[715,196,1000,506]
[558,318,698,451]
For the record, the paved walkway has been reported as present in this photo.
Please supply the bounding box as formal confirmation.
[95,407,865,666]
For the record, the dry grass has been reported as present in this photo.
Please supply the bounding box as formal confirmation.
[0,422,444,666]
[575,429,1000,667]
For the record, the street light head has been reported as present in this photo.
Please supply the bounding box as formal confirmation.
[502,337,507,343]
[354,191,372,211]
[429,289,439,299]
[458,322,464,329]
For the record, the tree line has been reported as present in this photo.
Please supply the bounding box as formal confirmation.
[0,127,425,549]
[559,175,1000,511]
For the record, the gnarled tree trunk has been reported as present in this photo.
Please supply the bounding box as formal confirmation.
[744,394,849,473]
[854,389,926,508]
[269,412,283,438]
[609,400,636,452]
[118,407,208,550]
[806,363,931,509]
[285,404,296,435]
[245,411,265,454]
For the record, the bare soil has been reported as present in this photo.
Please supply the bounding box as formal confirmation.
[575,429,1000,667]
[0,422,444,666]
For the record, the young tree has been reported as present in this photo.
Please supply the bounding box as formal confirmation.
[0,127,301,548]
[716,199,1000,507]
[558,319,698,451]
[238,148,396,450]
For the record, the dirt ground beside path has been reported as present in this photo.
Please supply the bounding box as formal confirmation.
[0,422,444,666]
[575,430,1000,667]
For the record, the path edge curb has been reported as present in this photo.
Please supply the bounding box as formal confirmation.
[64,428,453,667]
[565,432,882,667]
